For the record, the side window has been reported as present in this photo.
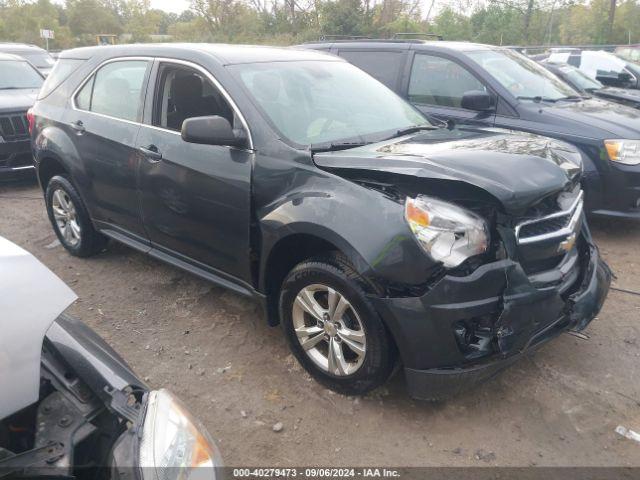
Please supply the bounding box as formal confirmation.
[408,54,486,108]
[152,64,234,132]
[338,51,404,90]
[75,76,93,110]
[74,60,148,122]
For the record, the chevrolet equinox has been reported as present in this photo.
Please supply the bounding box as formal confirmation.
[31,44,611,400]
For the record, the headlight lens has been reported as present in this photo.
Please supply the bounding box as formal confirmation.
[604,139,640,165]
[139,389,221,480]
[405,196,489,268]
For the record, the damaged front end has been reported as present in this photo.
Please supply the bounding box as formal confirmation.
[313,129,612,400]
[372,185,611,400]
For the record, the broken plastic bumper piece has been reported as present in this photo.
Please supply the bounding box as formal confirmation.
[371,236,611,401]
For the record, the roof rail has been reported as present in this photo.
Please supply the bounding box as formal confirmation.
[392,32,443,41]
[318,35,372,41]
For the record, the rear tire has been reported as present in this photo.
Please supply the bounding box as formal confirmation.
[45,175,107,257]
[279,253,395,395]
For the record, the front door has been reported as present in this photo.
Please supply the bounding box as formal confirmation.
[136,60,254,283]
[64,59,151,239]
[406,53,495,126]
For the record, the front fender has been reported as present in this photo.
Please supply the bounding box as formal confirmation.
[258,173,438,292]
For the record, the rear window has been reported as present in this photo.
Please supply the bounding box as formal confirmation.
[38,58,86,99]
[338,50,404,90]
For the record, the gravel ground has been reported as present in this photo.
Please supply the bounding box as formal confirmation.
[1,177,639,467]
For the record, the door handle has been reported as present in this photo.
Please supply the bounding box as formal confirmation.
[139,145,163,162]
[69,120,85,134]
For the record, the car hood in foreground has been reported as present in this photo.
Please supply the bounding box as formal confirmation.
[0,237,76,418]
[313,127,582,214]
[537,97,640,138]
[0,88,38,113]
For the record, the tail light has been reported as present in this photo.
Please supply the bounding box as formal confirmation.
[26,108,35,135]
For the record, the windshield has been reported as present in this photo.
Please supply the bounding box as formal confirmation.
[468,49,579,101]
[0,60,43,89]
[18,52,55,68]
[559,65,602,90]
[229,61,427,147]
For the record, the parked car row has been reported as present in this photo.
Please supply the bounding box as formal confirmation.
[303,40,640,220]
[541,61,640,109]
[26,43,612,403]
[6,36,640,477]
[0,42,55,77]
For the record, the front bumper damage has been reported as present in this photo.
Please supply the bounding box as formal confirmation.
[370,224,611,401]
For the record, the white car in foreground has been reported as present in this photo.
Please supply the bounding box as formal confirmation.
[0,236,221,479]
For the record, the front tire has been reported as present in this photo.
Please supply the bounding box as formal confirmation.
[279,254,395,395]
[45,175,107,257]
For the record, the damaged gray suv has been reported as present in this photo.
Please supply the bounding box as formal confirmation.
[31,44,611,400]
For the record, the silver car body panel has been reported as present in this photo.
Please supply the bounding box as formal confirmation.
[0,236,76,418]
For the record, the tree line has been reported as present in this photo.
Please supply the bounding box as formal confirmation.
[0,0,638,50]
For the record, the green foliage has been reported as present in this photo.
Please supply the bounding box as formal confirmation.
[0,0,636,49]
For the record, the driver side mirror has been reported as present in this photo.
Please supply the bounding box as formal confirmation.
[460,90,495,112]
[181,116,246,148]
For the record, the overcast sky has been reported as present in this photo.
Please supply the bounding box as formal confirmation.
[149,0,190,14]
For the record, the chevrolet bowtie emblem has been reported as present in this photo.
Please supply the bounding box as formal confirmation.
[559,233,577,253]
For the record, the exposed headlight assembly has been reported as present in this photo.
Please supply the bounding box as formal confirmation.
[405,196,489,268]
[139,389,221,480]
[604,139,640,165]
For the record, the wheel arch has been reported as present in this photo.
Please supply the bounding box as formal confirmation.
[259,226,378,327]
[37,155,70,192]
[33,124,82,191]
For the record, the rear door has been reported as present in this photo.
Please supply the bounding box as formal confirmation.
[65,58,151,240]
[136,59,254,285]
[404,52,495,126]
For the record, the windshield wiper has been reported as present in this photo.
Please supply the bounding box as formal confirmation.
[516,96,558,103]
[0,86,27,90]
[393,124,439,137]
[309,141,368,153]
[556,95,584,102]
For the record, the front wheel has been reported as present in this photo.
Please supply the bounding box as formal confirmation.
[279,254,395,395]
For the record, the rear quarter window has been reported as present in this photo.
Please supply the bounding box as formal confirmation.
[38,58,86,99]
[338,50,404,90]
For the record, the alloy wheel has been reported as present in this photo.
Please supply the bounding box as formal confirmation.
[51,188,81,247]
[292,283,366,376]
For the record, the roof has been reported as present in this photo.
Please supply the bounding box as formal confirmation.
[0,52,28,61]
[0,43,47,53]
[60,43,342,65]
[303,39,499,52]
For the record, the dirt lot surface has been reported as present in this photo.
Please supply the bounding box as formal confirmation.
[2,178,639,467]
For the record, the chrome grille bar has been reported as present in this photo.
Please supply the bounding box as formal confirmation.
[515,190,584,245]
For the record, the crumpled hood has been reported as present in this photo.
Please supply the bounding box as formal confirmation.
[540,97,640,138]
[0,237,76,419]
[0,88,38,113]
[313,127,582,214]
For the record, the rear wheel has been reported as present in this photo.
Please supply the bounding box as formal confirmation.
[279,254,395,395]
[45,175,107,257]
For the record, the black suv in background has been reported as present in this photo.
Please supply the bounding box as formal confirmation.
[0,53,43,177]
[303,40,640,220]
[31,44,610,400]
